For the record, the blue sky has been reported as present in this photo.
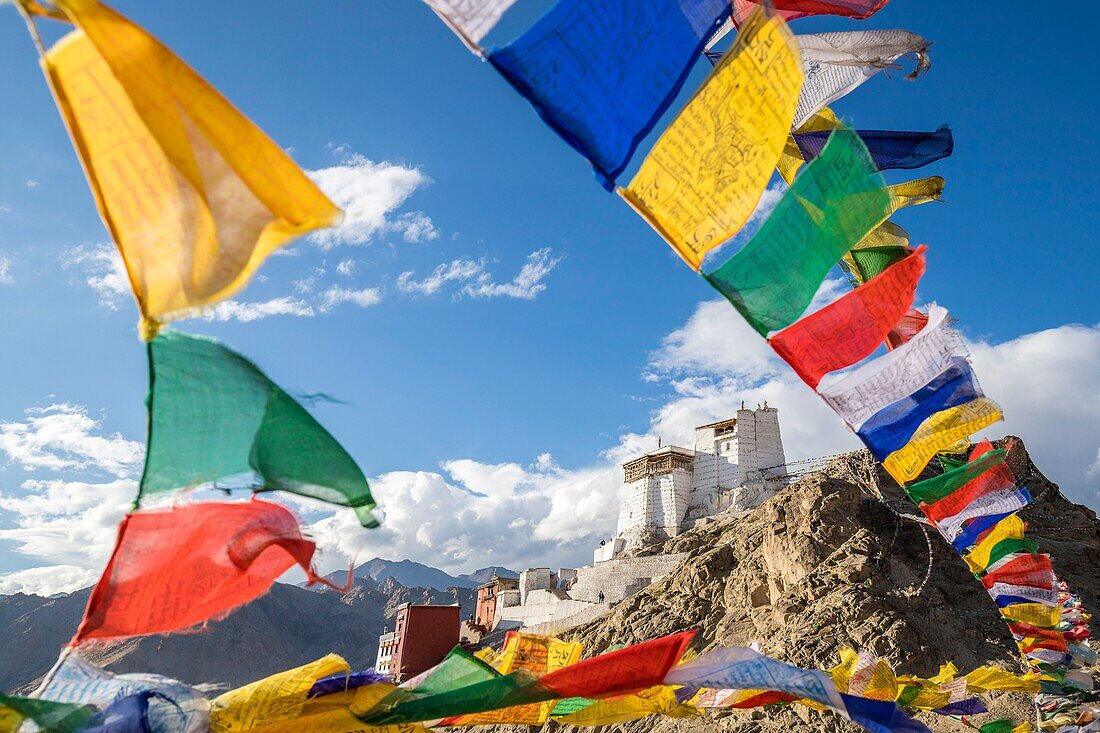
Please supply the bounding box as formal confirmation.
[0,1,1098,594]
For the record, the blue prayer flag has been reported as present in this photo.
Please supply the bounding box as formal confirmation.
[794,126,953,172]
[840,693,932,733]
[489,0,731,190]
[952,512,1016,553]
[858,357,981,460]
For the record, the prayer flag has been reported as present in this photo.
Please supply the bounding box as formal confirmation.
[489,0,731,190]
[41,0,341,338]
[999,603,1062,629]
[140,331,378,526]
[793,30,930,127]
[422,1,518,53]
[964,667,1039,694]
[886,308,929,349]
[620,9,803,270]
[922,441,1016,523]
[705,128,889,336]
[884,177,945,216]
[882,397,1003,484]
[734,0,890,20]
[987,582,1058,608]
[794,126,953,172]
[981,554,1056,592]
[80,692,164,733]
[769,246,926,389]
[819,305,966,431]
[74,499,328,644]
[963,515,1027,573]
[934,487,1032,543]
[553,686,695,726]
[847,246,912,285]
[902,448,1006,505]
[0,694,94,733]
[952,512,1015,553]
[35,650,209,733]
[539,631,695,698]
[857,357,983,461]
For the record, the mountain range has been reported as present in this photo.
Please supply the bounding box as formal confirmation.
[1,560,515,694]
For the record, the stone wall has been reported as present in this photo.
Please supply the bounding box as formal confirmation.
[569,553,687,605]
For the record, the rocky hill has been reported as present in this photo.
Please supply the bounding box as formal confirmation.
[0,572,477,694]
[552,437,1099,732]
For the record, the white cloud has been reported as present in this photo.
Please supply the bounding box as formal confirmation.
[0,255,12,285]
[461,248,561,300]
[308,150,438,249]
[201,297,316,322]
[0,404,143,478]
[336,259,357,277]
[25,179,39,189]
[60,243,131,310]
[0,566,100,596]
[293,265,326,294]
[397,258,484,296]
[318,286,383,312]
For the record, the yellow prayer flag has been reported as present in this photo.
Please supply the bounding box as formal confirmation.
[882,398,1003,484]
[555,685,697,726]
[619,8,802,271]
[210,655,349,733]
[1000,603,1062,629]
[0,707,22,733]
[964,516,1026,573]
[1012,723,1031,733]
[778,107,842,184]
[40,0,341,338]
[965,666,1040,694]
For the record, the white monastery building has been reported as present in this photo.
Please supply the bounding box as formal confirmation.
[479,406,787,636]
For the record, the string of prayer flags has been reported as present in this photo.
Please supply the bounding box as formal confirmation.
[488,0,731,190]
[901,446,1007,505]
[139,331,378,526]
[795,126,954,172]
[769,245,926,389]
[664,646,933,732]
[921,441,1017,524]
[705,128,890,336]
[793,29,931,127]
[881,397,1004,484]
[857,357,984,461]
[422,0,518,54]
[619,8,803,270]
[0,694,94,733]
[73,499,329,644]
[39,0,342,340]
[819,305,966,431]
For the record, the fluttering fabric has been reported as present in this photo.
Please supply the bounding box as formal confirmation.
[883,176,946,216]
[663,646,931,732]
[734,0,890,20]
[80,691,167,733]
[40,0,341,339]
[35,650,209,733]
[794,126,953,172]
[422,0,518,53]
[857,357,983,460]
[793,30,931,127]
[819,305,966,431]
[140,331,378,526]
[847,246,912,286]
[705,128,889,335]
[619,9,803,270]
[881,397,1003,484]
[922,441,1016,524]
[886,308,929,349]
[488,0,731,190]
[769,245,926,389]
[74,499,325,644]
[0,694,94,733]
[901,445,1007,505]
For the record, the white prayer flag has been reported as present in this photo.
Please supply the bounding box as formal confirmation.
[794,29,930,127]
[424,0,518,54]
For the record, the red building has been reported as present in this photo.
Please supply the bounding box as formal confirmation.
[375,603,460,682]
[474,575,520,630]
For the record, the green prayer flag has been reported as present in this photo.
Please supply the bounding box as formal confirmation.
[979,720,1018,733]
[938,454,969,471]
[361,646,501,722]
[362,672,550,726]
[849,245,911,284]
[0,693,95,733]
[984,538,1040,572]
[903,449,1006,505]
[705,128,890,336]
[140,331,378,526]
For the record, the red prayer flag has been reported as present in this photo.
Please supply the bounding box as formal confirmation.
[981,554,1055,593]
[920,440,1016,523]
[538,631,695,699]
[734,0,890,22]
[885,307,930,350]
[729,691,800,708]
[74,499,331,644]
[769,246,926,389]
